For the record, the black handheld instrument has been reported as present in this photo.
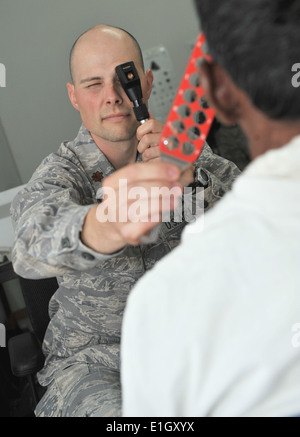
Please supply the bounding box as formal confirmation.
[116,61,161,244]
[115,61,149,124]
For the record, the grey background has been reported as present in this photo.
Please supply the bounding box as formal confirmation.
[0,0,200,189]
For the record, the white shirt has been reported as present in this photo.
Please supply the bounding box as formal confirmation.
[121,136,300,417]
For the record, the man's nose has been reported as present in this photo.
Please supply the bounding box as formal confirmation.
[104,83,123,105]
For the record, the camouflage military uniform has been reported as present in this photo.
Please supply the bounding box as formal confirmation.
[11,124,240,417]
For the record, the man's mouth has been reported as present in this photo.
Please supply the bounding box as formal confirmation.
[102,113,130,122]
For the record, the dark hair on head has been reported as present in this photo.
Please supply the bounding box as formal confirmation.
[194,0,300,120]
[69,25,145,83]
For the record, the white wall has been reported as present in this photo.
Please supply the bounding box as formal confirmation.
[0,0,200,186]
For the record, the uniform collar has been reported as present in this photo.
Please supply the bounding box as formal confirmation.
[69,124,142,196]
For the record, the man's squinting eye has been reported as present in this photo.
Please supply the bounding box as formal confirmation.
[87,82,102,88]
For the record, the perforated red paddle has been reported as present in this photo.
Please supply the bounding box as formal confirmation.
[160,33,215,170]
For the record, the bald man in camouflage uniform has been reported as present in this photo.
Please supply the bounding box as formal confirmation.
[11,25,240,417]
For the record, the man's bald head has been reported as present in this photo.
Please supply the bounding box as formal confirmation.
[69,24,145,83]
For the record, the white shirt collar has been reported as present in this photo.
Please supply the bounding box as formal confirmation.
[244,135,300,180]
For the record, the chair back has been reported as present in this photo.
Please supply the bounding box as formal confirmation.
[17,276,58,343]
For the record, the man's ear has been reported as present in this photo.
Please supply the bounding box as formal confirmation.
[144,69,154,100]
[199,61,241,125]
[66,82,80,111]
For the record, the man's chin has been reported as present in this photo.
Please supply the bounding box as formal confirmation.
[91,128,138,144]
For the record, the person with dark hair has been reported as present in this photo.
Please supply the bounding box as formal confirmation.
[11,24,239,416]
[121,0,300,416]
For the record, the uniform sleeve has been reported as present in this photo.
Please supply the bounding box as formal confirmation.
[10,152,123,279]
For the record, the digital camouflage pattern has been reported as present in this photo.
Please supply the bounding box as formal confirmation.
[10,124,241,416]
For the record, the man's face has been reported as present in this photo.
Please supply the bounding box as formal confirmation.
[67,29,152,145]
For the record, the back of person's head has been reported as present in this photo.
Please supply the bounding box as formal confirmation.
[194,0,300,120]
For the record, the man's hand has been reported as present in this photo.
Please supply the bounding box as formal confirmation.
[137,115,194,187]
[136,115,162,163]
[81,161,183,254]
